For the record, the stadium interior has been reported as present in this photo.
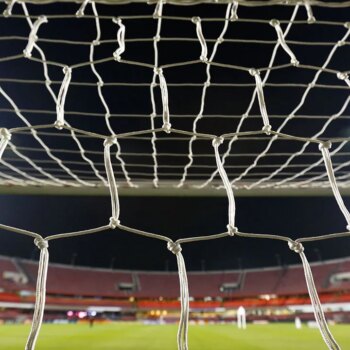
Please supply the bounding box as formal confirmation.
[1,254,350,325]
[0,0,350,348]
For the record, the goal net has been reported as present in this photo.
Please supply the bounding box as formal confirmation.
[0,0,349,349]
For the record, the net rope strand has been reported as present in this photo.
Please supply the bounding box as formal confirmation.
[149,0,163,188]
[212,136,237,235]
[86,2,136,189]
[19,2,103,188]
[289,241,340,350]
[177,2,233,188]
[228,23,350,191]
[196,4,300,189]
[0,1,350,350]
[25,238,49,350]
[212,135,341,349]
[104,136,121,226]
[319,142,350,229]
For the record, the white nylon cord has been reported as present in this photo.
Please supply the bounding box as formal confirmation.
[7,142,67,186]
[21,3,101,188]
[270,19,299,66]
[76,0,90,17]
[3,0,17,17]
[197,5,300,190]
[0,128,11,159]
[156,68,171,133]
[249,69,272,134]
[289,241,340,350]
[234,23,350,190]
[149,0,164,187]
[177,3,233,188]
[153,0,163,19]
[0,4,349,350]
[55,66,72,130]
[230,1,238,21]
[167,241,189,350]
[213,137,237,235]
[21,2,57,105]
[304,1,316,24]
[88,3,135,188]
[319,142,350,230]
[25,237,49,350]
[113,17,126,61]
[104,137,121,227]
[192,17,208,62]
[337,71,350,88]
[23,16,47,58]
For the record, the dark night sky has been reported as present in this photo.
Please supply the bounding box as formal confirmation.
[0,194,349,271]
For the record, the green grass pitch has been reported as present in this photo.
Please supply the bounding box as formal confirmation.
[1,323,350,349]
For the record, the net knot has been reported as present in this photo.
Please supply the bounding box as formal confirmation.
[54,120,65,130]
[288,241,304,254]
[227,225,238,236]
[0,128,11,141]
[249,68,259,77]
[191,16,200,24]
[291,58,299,67]
[307,15,316,24]
[154,67,162,75]
[3,0,16,17]
[76,0,90,17]
[337,72,348,81]
[104,136,117,147]
[167,241,182,255]
[347,225,350,231]
[212,136,224,147]
[262,124,272,135]
[162,122,172,133]
[76,9,84,18]
[269,19,280,27]
[62,66,71,75]
[34,237,48,250]
[230,1,239,21]
[153,0,164,19]
[109,217,120,229]
[23,15,48,58]
[113,16,122,26]
[318,141,332,151]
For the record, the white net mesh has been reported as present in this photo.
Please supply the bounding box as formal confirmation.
[0,0,350,349]
[0,0,350,193]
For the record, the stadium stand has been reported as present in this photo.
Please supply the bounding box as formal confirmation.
[0,256,28,291]
[234,268,281,297]
[21,260,134,297]
[1,255,350,314]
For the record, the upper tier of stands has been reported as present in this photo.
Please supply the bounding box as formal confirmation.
[1,255,350,299]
